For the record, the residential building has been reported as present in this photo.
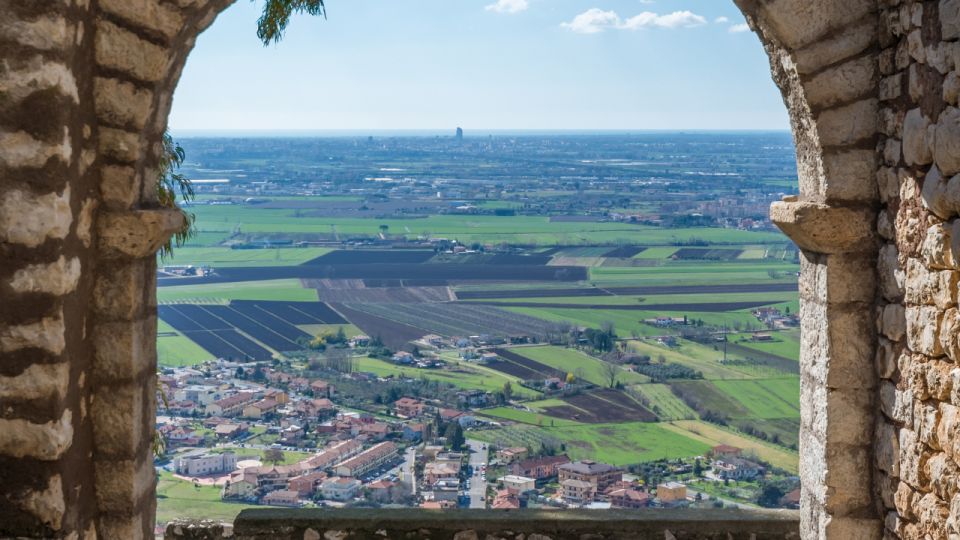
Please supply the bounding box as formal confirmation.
[608,486,651,509]
[310,380,334,398]
[492,490,521,509]
[261,489,300,507]
[557,461,622,494]
[714,457,765,480]
[334,442,398,477]
[287,471,327,497]
[657,482,687,504]
[174,451,237,477]
[321,477,362,501]
[499,475,536,495]
[402,423,426,441]
[243,398,279,419]
[424,462,459,485]
[709,445,743,460]
[394,397,426,418]
[496,447,527,463]
[205,392,255,417]
[222,470,258,500]
[561,479,595,503]
[303,439,364,471]
[510,455,570,480]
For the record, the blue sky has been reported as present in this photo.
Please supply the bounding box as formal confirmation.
[169,1,790,131]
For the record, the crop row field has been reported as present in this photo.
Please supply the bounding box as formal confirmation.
[159,301,346,360]
[340,302,566,341]
[509,345,648,386]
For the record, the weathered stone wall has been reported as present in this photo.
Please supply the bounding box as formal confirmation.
[2,0,955,538]
[873,1,960,538]
[0,1,228,537]
[165,508,801,540]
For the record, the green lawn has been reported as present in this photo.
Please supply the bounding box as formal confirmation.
[159,247,330,267]
[631,383,698,421]
[711,378,800,419]
[157,319,214,367]
[730,329,800,360]
[509,345,649,386]
[505,306,761,339]
[478,406,583,427]
[354,357,537,398]
[157,279,318,302]
[156,471,262,525]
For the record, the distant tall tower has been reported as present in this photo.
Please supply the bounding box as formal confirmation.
[455,127,464,142]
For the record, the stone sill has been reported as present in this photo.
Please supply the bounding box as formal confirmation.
[165,508,800,539]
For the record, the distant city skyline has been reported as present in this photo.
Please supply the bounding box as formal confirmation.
[170,1,790,131]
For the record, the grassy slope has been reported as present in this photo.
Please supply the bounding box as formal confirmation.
[711,378,800,419]
[661,420,798,473]
[156,472,262,525]
[353,357,537,398]
[509,345,648,386]
[631,383,697,421]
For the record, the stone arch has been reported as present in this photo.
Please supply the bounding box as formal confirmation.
[8,0,951,538]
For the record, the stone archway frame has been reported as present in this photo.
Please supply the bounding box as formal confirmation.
[0,0,883,537]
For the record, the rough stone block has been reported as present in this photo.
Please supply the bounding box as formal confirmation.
[0,409,72,460]
[8,256,81,296]
[100,165,141,210]
[93,261,147,320]
[879,303,907,341]
[98,127,141,163]
[805,56,877,109]
[903,108,933,166]
[0,186,72,248]
[94,77,153,129]
[758,0,875,50]
[0,313,66,355]
[943,0,960,40]
[922,222,957,269]
[94,19,170,83]
[0,362,69,401]
[821,148,879,202]
[92,316,155,383]
[905,305,945,356]
[771,200,876,254]
[97,209,186,259]
[936,107,960,176]
[816,99,878,147]
[878,244,905,302]
[97,0,185,40]
[91,383,145,458]
[94,456,154,513]
[792,18,876,74]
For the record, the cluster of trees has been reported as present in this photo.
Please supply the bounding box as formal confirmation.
[630,362,703,383]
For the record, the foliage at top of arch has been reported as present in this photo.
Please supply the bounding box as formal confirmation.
[257,0,327,45]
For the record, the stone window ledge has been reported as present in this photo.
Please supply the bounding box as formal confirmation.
[165,508,800,539]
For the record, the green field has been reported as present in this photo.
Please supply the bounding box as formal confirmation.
[509,345,649,386]
[354,357,537,398]
[156,472,262,525]
[187,205,790,247]
[469,291,798,306]
[160,247,330,267]
[478,406,583,427]
[631,383,697,421]
[471,421,712,465]
[730,329,800,359]
[157,279,318,302]
[505,306,761,339]
[158,320,214,367]
[661,421,798,473]
[711,378,800,419]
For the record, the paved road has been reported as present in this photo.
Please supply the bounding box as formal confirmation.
[466,439,488,509]
[401,446,417,496]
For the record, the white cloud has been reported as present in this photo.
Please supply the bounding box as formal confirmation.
[560,8,622,34]
[728,23,750,33]
[714,16,729,24]
[562,9,706,33]
[485,0,528,14]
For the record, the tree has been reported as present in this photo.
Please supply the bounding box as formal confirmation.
[565,372,575,384]
[263,448,285,465]
[502,381,513,402]
[157,131,194,259]
[693,458,703,477]
[445,422,465,451]
[379,224,389,235]
[256,0,327,44]
[601,361,620,388]
[757,483,785,508]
